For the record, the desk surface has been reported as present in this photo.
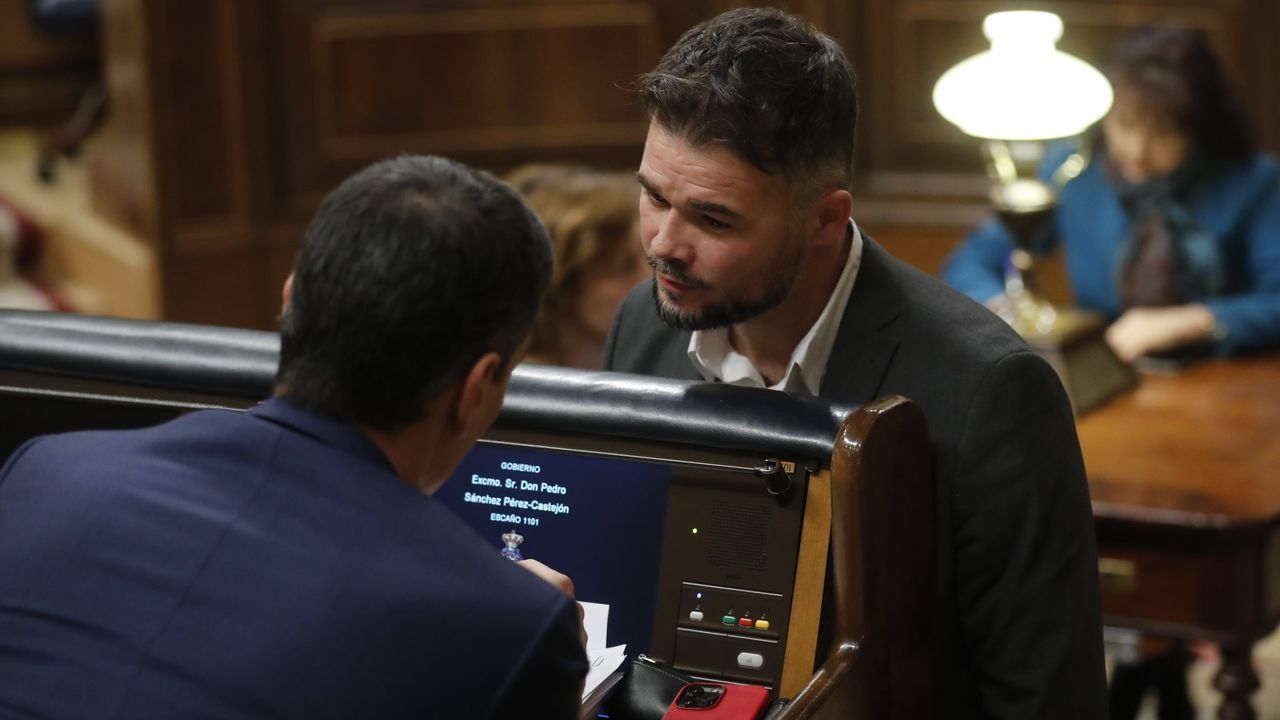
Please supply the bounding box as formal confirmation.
[1079,356,1280,715]
[1079,356,1280,530]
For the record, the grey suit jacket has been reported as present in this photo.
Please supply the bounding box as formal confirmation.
[604,237,1108,719]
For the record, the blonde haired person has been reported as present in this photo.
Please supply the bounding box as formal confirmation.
[507,164,648,369]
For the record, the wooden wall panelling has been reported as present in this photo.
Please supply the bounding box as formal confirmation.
[0,0,98,126]
[239,1,299,319]
[84,0,1280,328]
[146,0,267,328]
[1219,0,1280,153]
[92,0,286,328]
[268,1,666,220]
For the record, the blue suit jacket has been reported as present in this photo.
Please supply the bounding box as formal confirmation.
[0,399,587,719]
[942,149,1280,355]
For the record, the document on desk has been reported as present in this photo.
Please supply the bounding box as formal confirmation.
[579,601,626,703]
[582,644,627,701]
[582,601,609,651]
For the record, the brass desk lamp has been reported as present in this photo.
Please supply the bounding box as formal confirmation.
[933,10,1135,414]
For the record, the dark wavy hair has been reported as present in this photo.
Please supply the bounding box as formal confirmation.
[277,156,553,432]
[1105,24,1254,164]
[637,7,858,194]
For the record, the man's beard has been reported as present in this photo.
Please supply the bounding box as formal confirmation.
[648,240,804,332]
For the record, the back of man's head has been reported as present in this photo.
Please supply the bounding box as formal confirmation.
[277,155,553,432]
[638,7,858,193]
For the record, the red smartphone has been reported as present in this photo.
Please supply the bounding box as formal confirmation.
[663,682,771,719]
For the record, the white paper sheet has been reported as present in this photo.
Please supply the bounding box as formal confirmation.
[582,644,627,701]
[579,601,610,651]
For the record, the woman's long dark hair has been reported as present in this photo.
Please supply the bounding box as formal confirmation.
[1104,24,1255,165]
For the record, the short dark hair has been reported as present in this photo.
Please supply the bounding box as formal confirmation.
[638,7,858,192]
[277,155,553,432]
[1105,25,1254,164]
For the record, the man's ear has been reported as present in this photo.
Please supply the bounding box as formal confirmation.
[450,351,505,437]
[280,273,295,316]
[811,189,853,247]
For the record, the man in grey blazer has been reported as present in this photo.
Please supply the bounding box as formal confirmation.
[604,8,1108,718]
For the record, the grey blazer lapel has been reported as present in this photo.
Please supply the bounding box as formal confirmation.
[819,235,902,404]
[652,334,701,381]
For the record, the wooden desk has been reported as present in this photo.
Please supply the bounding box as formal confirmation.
[1079,357,1280,719]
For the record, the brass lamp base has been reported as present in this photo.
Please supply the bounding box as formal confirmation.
[1019,309,1136,416]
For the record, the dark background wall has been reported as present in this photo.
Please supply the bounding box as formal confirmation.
[0,0,98,128]
[6,0,1277,328]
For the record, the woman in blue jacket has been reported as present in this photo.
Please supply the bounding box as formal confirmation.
[943,25,1280,361]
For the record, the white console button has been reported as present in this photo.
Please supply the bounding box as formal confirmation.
[736,652,764,669]
[688,610,704,621]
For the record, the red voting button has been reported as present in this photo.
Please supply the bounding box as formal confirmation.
[737,617,754,628]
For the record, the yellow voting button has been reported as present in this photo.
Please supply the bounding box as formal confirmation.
[754,619,770,630]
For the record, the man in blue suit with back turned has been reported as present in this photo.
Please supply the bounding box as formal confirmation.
[0,156,588,718]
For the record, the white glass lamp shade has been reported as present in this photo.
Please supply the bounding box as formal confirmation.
[932,11,1113,141]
